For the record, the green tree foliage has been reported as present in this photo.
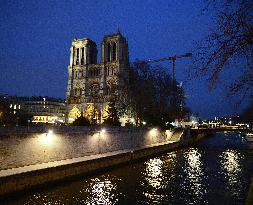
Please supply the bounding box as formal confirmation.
[102,100,121,126]
[72,115,90,126]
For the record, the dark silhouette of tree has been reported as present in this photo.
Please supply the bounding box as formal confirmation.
[0,96,14,125]
[126,61,185,127]
[240,100,253,124]
[192,0,253,98]
[101,61,187,127]
[17,112,32,126]
[72,115,90,126]
[102,100,121,126]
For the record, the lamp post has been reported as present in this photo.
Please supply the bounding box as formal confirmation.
[27,120,30,132]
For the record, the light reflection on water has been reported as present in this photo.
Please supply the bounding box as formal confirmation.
[79,177,120,205]
[19,175,121,205]
[220,149,244,197]
[142,158,164,203]
[145,158,163,188]
[3,132,253,205]
[140,152,177,204]
[183,148,206,204]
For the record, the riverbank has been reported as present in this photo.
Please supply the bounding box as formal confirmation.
[0,128,207,197]
[0,127,174,170]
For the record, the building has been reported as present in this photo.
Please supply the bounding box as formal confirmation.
[25,97,66,124]
[66,32,130,124]
[0,95,66,125]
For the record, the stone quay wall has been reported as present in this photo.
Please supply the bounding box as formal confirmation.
[0,127,174,170]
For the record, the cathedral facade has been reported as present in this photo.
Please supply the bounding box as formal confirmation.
[66,32,129,124]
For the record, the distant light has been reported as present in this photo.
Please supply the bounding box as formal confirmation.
[142,121,146,125]
[101,128,106,133]
[229,121,232,125]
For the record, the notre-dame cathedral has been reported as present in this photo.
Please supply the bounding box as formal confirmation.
[66,32,130,124]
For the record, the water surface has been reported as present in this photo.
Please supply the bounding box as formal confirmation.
[3,132,253,205]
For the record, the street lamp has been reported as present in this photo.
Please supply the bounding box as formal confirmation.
[27,120,30,132]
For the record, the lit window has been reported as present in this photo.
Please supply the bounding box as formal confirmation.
[14,105,16,110]
[10,104,12,108]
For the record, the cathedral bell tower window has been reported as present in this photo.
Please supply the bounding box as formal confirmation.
[81,47,84,65]
[76,48,79,65]
[107,43,111,62]
[112,42,116,61]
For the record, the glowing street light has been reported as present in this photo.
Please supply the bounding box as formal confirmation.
[38,130,55,145]
[48,129,53,135]
[149,128,158,144]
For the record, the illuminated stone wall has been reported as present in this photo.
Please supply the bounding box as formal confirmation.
[0,128,173,170]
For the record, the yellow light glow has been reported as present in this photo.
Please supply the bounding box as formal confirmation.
[101,128,106,133]
[68,106,81,122]
[149,128,158,136]
[38,131,56,146]
[32,116,58,123]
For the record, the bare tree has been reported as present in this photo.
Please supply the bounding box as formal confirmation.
[125,61,185,127]
[192,0,253,98]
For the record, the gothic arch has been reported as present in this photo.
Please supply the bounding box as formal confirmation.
[68,106,81,122]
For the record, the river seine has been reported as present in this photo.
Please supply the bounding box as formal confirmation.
[3,132,253,205]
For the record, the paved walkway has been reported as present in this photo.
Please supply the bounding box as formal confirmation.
[0,129,183,171]
[0,140,177,178]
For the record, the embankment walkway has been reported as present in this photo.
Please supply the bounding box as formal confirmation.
[0,128,205,197]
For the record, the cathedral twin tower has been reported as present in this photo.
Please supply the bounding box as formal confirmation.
[66,32,129,123]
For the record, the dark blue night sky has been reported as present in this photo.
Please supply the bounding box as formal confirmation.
[0,0,246,118]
